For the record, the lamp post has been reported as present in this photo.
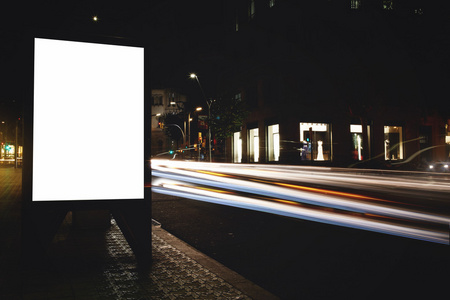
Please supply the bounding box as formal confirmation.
[190,73,214,162]
[0,121,5,160]
[187,107,203,149]
[165,124,185,146]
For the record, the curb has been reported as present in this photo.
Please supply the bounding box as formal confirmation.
[152,224,280,300]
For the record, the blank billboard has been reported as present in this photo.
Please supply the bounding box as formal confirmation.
[33,38,144,201]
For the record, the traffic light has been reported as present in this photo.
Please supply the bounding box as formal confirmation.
[169,150,174,154]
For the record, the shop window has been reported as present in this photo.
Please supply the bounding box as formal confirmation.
[384,126,403,160]
[233,131,242,163]
[350,124,370,161]
[267,124,280,162]
[249,128,259,162]
[446,124,450,144]
[300,123,331,161]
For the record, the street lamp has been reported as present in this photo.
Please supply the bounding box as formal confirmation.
[185,106,203,161]
[189,73,214,162]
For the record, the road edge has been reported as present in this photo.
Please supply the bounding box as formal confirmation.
[152,225,280,300]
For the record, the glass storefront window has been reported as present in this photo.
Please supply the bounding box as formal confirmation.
[350,124,370,161]
[233,131,242,163]
[249,128,259,162]
[299,123,331,161]
[384,126,403,160]
[267,124,280,162]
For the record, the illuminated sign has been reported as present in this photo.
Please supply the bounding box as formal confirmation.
[32,38,144,201]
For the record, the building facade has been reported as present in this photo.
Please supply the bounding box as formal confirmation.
[218,0,450,168]
[151,88,187,156]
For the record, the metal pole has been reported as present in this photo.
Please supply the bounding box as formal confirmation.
[198,132,201,161]
[208,101,212,162]
[15,119,18,168]
[187,112,191,148]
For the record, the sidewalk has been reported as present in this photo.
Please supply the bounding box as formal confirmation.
[0,167,278,299]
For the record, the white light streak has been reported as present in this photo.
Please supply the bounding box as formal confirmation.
[151,160,450,245]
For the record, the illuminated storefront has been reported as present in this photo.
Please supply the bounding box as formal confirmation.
[384,126,403,160]
[233,131,242,163]
[267,124,280,162]
[350,124,370,161]
[248,128,259,162]
[1,144,14,159]
[299,123,331,161]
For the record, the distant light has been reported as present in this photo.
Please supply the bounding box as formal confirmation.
[190,73,197,79]
[92,16,99,22]
[196,107,203,111]
[444,165,449,169]
[156,113,161,117]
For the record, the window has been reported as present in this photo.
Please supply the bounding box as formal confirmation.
[152,94,163,106]
[168,92,176,107]
[249,128,259,162]
[300,123,332,161]
[350,124,370,161]
[384,126,403,160]
[351,0,361,10]
[268,124,280,162]
[446,124,450,145]
[233,131,242,163]
[446,124,450,159]
[249,0,256,20]
[382,0,393,10]
[269,0,275,8]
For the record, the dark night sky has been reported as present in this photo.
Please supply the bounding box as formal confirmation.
[1,1,450,117]
[0,1,226,110]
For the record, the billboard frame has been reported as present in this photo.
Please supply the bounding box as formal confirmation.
[21,30,152,266]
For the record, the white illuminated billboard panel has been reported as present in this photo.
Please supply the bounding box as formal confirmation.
[33,38,144,201]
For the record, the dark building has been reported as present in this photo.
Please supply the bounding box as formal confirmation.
[215,0,450,168]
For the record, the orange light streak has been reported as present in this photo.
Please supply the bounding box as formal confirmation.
[274,182,383,202]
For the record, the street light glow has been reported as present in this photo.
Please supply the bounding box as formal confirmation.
[196,107,203,111]
[93,16,99,22]
[190,73,197,79]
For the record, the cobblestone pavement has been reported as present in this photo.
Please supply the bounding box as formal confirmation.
[0,167,277,300]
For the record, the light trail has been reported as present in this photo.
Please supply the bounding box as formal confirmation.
[151,160,450,245]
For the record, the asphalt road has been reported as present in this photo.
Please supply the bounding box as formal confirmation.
[152,191,449,300]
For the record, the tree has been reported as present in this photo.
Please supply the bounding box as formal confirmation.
[210,96,249,141]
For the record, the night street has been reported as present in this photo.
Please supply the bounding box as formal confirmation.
[152,160,450,299]
[152,192,449,299]
[2,1,450,299]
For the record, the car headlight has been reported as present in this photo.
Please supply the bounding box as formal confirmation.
[444,164,449,169]
[429,165,434,169]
